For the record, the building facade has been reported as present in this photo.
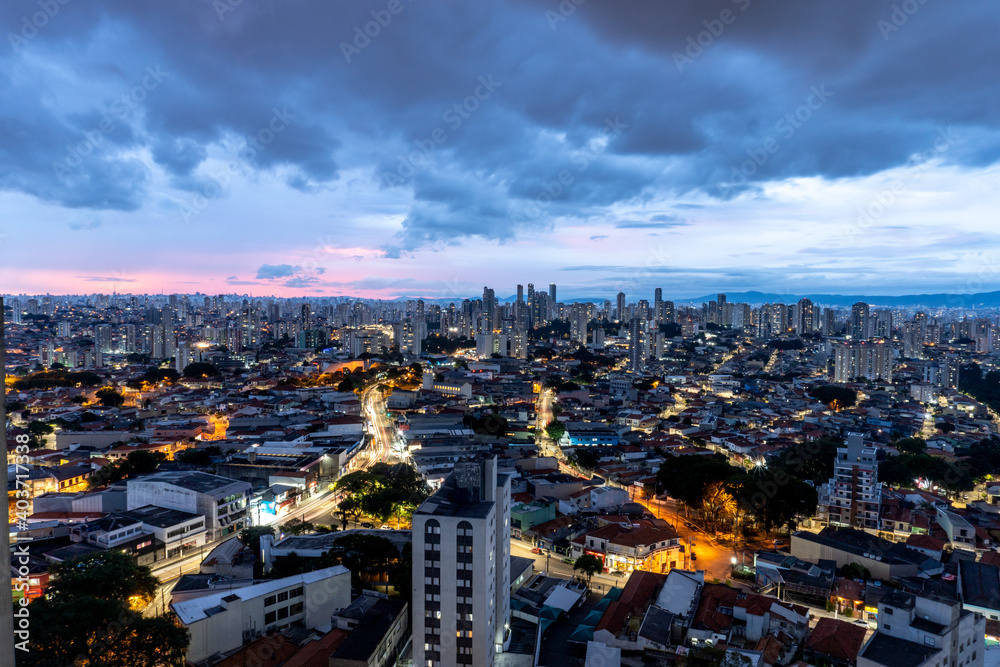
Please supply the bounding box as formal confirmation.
[412,456,512,667]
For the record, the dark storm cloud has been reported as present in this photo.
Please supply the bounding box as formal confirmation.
[1,0,999,250]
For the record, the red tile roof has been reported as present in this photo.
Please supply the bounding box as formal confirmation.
[805,618,867,663]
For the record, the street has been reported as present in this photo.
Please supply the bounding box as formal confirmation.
[147,386,403,616]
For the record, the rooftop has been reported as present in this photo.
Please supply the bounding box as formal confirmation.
[858,632,939,667]
[171,565,349,625]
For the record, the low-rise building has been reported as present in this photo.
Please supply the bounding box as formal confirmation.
[857,590,984,667]
[172,565,352,664]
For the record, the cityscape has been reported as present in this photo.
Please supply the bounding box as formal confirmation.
[4,2,1000,667]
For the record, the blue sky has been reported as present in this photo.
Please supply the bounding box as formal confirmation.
[1,0,999,300]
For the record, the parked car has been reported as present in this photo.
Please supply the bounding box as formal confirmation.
[380,525,391,530]
[361,522,375,529]
[611,570,625,578]
[530,547,544,555]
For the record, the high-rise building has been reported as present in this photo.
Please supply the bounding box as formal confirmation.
[628,318,644,374]
[636,299,650,322]
[412,456,511,667]
[569,302,589,344]
[482,287,495,334]
[548,283,556,305]
[616,292,626,322]
[850,302,871,340]
[834,341,893,383]
[653,288,663,323]
[662,300,675,324]
[822,432,881,531]
[795,298,814,334]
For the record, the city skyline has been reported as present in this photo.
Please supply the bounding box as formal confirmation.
[2,1,999,298]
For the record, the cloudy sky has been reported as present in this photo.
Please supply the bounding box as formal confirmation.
[1,0,999,300]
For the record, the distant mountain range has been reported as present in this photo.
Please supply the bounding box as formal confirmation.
[678,290,1000,308]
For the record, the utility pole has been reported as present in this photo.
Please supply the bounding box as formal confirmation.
[1,298,16,665]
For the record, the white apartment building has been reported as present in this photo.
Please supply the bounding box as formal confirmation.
[412,456,512,667]
[172,565,351,663]
[858,590,984,667]
[834,341,893,383]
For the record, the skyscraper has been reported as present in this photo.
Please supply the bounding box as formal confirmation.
[850,301,871,340]
[412,456,511,667]
[616,292,626,322]
[569,302,589,344]
[654,288,663,323]
[628,317,644,373]
[833,341,893,383]
[482,287,495,333]
[548,283,556,305]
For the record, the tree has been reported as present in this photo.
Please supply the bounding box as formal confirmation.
[895,437,927,455]
[810,385,857,410]
[570,448,601,471]
[573,554,604,586]
[839,562,871,580]
[701,481,737,533]
[240,525,276,553]
[321,534,401,589]
[280,517,316,536]
[20,596,189,667]
[390,542,413,602]
[27,421,54,437]
[182,362,221,378]
[96,387,126,407]
[657,454,741,508]
[544,420,566,441]
[47,550,159,609]
[142,367,180,384]
[770,437,841,485]
[88,450,165,489]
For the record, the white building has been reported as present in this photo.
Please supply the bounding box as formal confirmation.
[412,456,511,667]
[126,471,251,537]
[172,565,351,663]
[834,341,893,383]
[857,590,984,667]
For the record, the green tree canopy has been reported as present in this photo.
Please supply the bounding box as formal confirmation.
[809,384,858,409]
[573,554,604,585]
[240,525,276,553]
[96,387,126,407]
[46,550,159,606]
[182,361,221,378]
[657,454,742,507]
